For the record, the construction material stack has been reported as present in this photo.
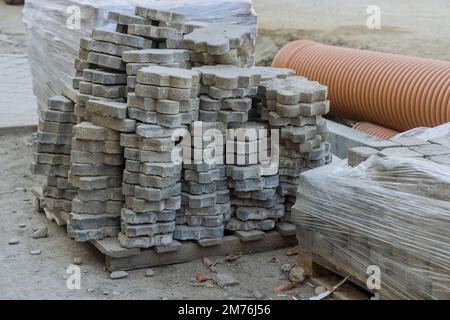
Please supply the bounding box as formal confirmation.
[194,65,258,124]
[225,121,284,234]
[116,7,199,93]
[118,66,200,249]
[31,96,77,223]
[67,122,125,241]
[292,134,450,299]
[176,121,229,246]
[168,23,254,67]
[257,76,331,216]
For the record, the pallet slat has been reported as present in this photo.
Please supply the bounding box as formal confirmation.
[106,232,297,271]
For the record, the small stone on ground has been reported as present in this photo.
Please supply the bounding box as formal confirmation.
[110,271,128,279]
[32,226,48,239]
[215,273,239,287]
[8,238,19,245]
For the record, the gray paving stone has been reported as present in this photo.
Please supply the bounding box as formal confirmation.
[134,183,181,201]
[90,113,136,133]
[122,48,189,64]
[128,24,181,40]
[80,37,136,57]
[175,23,251,55]
[71,198,122,215]
[122,221,176,238]
[225,218,275,231]
[70,175,122,190]
[71,139,123,154]
[118,232,173,249]
[235,205,285,221]
[48,95,74,112]
[68,224,120,242]
[92,28,152,48]
[69,213,120,229]
[83,69,127,85]
[70,163,123,176]
[125,196,181,213]
[34,153,70,166]
[137,65,199,88]
[86,100,128,119]
[193,65,260,89]
[91,84,127,99]
[135,6,186,23]
[173,225,223,240]
[181,192,216,208]
[87,51,126,71]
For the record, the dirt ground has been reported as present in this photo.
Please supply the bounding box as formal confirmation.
[254,0,450,62]
[0,0,448,300]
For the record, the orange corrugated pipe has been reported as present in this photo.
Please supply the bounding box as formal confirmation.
[352,122,399,140]
[272,40,450,132]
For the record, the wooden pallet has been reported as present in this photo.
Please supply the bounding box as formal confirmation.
[298,251,390,300]
[33,188,297,271]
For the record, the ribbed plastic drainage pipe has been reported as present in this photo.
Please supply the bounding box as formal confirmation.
[272,40,450,132]
[352,122,399,140]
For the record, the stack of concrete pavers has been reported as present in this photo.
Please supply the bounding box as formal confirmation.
[124,64,199,125]
[193,65,260,124]
[117,65,200,249]
[168,23,254,67]
[256,76,331,216]
[247,67,296,120]
[74,23,154,121]
[31,95,78,222]
[175,121,230,246]
[225,121,284,233]
[123,48,191,94]
[112,7,199,93]
[67,121,125,241]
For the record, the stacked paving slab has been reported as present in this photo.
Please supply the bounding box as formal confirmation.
[67,122,125,241]
[31,5,334,249]
[31,96,77,222]
[64,11,150,240]
[176,121,230,246]
[225,121,284,232]
[168,23,254,67]
[118,66,200,248]
[114,7,203,93]
[256,76,332,216]
[194,65,259,124]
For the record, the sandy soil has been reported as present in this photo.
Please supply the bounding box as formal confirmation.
[254,0,450,62]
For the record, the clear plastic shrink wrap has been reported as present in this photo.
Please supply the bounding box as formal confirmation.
[292,155,450,299]
[22,0,257,110]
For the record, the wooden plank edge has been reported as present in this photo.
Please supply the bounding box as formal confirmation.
[105,231,298,271]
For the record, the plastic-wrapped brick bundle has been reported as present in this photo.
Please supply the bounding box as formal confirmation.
[291,155,450,299]
[22,0,257,111]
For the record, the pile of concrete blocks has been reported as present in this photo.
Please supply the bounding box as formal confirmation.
[67,122,125,241]
[123,49,192,94]
[31,96,78,223]
[168,23,254,67]
[194,65,260,124]
[31,5,335,249]
[293,136,450,299]
[114,7,201,93]
[256,76,331,215]
[74,25,143,121]
[117,65,201,248]
[176,121,230,246]
[225,121,284,233]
